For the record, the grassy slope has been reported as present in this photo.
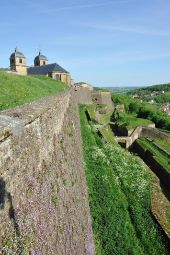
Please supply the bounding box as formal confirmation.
[137,138,170,173]
[117,112,153,130]
[0,71,68,111]
[80,105,168,255]
[155,138,170,154]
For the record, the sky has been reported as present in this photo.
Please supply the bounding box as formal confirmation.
[0,0,170,87]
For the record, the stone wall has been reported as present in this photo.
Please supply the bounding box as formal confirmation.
[75,87,92,105]
[51,72,71,86]
[0,89,95,254]
[141,127,170,143]
[91,92,113,109]
[114,126,169,149]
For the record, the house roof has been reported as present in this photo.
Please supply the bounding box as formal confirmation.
[27,63,69,75]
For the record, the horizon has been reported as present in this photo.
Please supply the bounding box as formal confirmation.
[0,0,170,87]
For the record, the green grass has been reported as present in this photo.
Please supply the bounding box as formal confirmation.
[137,138,170,173]
[0,71,68,111]
[158,129,170,137]
[80,105,168,255]
[99,126,115,144]
[154,138,170,154]
[86,105,96,121]
[51,195,58,205]
[116,112,153,130]
[86,104,113,125]
[98,111,112,125]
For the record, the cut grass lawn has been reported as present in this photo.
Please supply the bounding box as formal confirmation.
[80,105,169,255]
[0,71,68,111]
[117,112,153,130]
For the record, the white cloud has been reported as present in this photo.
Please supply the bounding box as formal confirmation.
[78,23,170,37]
[38,0,135,14]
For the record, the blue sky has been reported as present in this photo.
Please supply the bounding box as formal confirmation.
[0,0,170,87]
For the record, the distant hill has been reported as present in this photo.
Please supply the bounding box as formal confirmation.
[127,83,170,104]
[94,86,142,94]
[129,83,170,93]
[0,71,68,111]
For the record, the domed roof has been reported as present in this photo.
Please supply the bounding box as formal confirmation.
[34,51,48,61]
[10,47,26,59]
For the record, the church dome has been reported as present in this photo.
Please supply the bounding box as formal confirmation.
[10,48,26,59]
[34,52,48,62]
[34,51,48,66]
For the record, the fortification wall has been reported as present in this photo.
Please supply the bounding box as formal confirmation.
[114,126,168,149]
[92,92,113,109]
[75,87,92,104]
[0,89,95,254]
[141,127,170,143]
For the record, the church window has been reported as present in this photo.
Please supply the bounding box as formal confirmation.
[43,61,46,65]
[19,59,22,63]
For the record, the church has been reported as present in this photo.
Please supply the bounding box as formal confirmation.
[9,48,72,86]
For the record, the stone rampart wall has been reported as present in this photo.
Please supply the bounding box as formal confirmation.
[115,126,169,149]
[92,92,113,109]
[75,87,92,105]
[0,89,94,254]
[141,127,170,143]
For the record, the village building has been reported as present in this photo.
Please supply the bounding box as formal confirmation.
[160,103,170,115]
[9,48,72,86]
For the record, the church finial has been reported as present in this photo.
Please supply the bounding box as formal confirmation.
[15,47,18,53]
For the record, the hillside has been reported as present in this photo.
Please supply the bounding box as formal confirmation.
[127,83,170,104]
[94,87,142,95]
[0,71,68,111]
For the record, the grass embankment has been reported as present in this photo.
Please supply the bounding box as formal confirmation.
[0,71,68,111]
[98,126,115,144]
[80,105,168,255]
[116,112,153,130]
[154,138,170,154]
[159,129,170,137]
[86,105,96,121]
[137,138,170,173]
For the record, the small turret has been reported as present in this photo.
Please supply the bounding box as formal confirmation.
[10,47,27,75]
[34,51,48,66]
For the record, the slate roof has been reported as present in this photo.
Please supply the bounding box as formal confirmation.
[27,63,69,75]
[34,54,48,61]
[10,51,26,59]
